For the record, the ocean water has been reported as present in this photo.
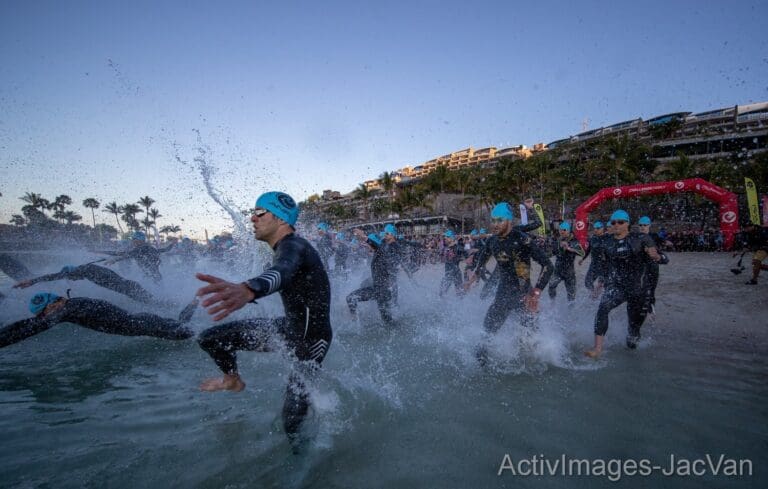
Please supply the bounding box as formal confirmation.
[0,251,766,488]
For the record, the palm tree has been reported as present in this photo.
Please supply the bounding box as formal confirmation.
[10,214,26,226]
[159,224,181,239]
[370,198,390,219]
[53,194,72,211]
[121,203,143,232]
[46,194,72,223]
[379,172,396,207]
[52,209,67,223]
[20,192,43,207]
[656,152,697,181]
[148,208,162,231]
[63,211,82,225]
[138,195,154,218]
[426,165,450,195]
[597,135,654,186]
[138,196,155,232]
[20,192,50,215]
[394,186,433,217]
[103,202,124,233]
[21,205,49,226]
[140,216,155,234]
[82,198,100,228]
[354,183,372,220]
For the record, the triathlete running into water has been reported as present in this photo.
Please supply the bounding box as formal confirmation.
[194,191,332,448]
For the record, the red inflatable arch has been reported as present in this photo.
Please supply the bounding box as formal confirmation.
[573,178,739,250]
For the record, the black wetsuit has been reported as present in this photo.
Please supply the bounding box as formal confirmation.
[583,234,609,292]
[21,264,157,304]
[440,243,467,296]
[471,230,553,336]
[346,238,400,324]
[548,236,585,302]
[397,240,424,276]
[642,233,665,306]
[334,241,349,275]
[113,244,162,283]
[743,226,768,252]
[594,232,660,345]
[479,266,499,300]
[476,212,542,301]
[0,297,195,349]
[197,233,332,443]
[316,234,334,270]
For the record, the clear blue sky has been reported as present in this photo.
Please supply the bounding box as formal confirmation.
[1,0,766,238]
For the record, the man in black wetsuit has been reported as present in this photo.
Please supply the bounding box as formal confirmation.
[0,292,196,349]
[13,263,158,304]
[102,231,163,283]
[347,228,400,325]
[585,210,666,358]
[636,216,670,310]
[194,191,332,447]
[333,232,350,278]
[548,221,585,303]
[476,199,541,301]
[465,202,554,365]
[579,221,608,299]
[315,223,334,270]
[440,230,467,297]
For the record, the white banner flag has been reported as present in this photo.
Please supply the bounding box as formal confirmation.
[519,204,528,224]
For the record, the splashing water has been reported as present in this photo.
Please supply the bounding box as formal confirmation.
[172,129,250,240]
[1,209,766,488]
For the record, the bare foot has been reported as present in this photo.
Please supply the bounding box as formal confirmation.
[584,349,601,359]
[200,374,245,392]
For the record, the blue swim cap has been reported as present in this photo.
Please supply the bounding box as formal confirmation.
[479,228,487,234]
[336,232,345,240]
[255,191,299,226]
[384,223,397,236]
[593,221,604,229]
[559,222,572,232]
[490,202,514,221]
[317,222,329,232]
[367,233,382,246]
[60,265,77,274]
[131,231,146,241]
[29,292,61,315]
[638,216,652,225]
[350,238,358,245]
[610,209,630,222]
[444,230,455,238]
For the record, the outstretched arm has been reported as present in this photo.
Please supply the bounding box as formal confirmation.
[196,239,304,321]
[13,270,69,289]
[514,200,542,233]
[465,240,492,288]
[0,316,55,349]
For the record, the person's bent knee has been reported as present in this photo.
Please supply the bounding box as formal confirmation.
[197,328,221,351]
